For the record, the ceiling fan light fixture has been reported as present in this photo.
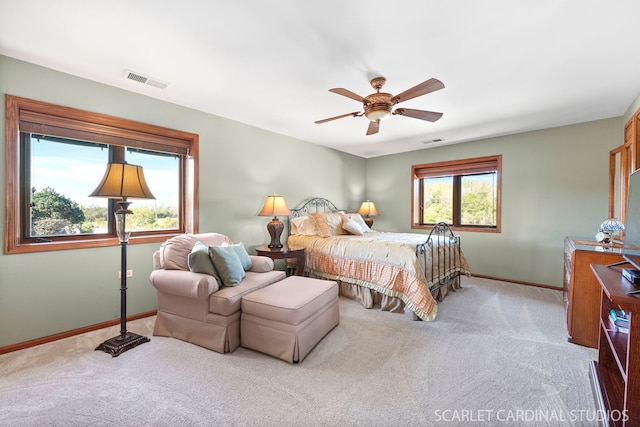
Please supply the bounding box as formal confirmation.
[365,109,391,122]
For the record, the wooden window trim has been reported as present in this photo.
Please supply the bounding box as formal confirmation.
[411,155,502,233]
[4,95,200,254]
[609,109,640,234]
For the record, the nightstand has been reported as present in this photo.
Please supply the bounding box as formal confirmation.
[255,245,306,276]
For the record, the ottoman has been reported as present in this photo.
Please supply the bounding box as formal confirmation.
[240,276,340,363]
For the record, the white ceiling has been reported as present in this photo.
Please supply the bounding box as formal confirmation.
[1,1,640,158]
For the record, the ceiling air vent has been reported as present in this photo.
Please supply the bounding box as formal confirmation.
[422,138,444,145]
[123,70,169,89]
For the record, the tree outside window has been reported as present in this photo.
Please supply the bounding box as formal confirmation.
[412,155,501,232]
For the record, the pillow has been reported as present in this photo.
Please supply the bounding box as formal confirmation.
[221,242,253,271]
[160,234,199,270]
[309,213,331,238]
[341,216,364,235]
[289,216,303,235]
[324,212,348,235]
[208,246,246,287]
[248,255,274,273]
[343,213,372,233]
[160,233,232,271]
[290,216,318,236]
[189,242,223,287]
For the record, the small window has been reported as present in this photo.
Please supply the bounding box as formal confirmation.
[124,148,181,232]
[412,155,501,232]
[5,95,199,254]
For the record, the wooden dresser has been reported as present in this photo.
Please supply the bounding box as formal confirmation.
[564,238,623,348]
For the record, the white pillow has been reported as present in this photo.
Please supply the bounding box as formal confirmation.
[342,216,364,235]
[343,213,372,233]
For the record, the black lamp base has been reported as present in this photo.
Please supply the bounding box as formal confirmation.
[95,332,150,357]
[267,217,284,249]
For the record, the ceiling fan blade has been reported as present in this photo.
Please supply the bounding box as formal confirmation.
[315,111,361,124]
[329,88,367,103]
[366,121,379,135]
[393,108,443,122]
[391,78,445,104]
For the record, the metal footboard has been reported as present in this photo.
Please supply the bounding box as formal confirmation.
[415,222,462,296]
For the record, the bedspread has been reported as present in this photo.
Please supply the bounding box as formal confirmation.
[288,232,470,320]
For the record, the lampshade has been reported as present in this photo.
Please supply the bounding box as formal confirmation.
[358,200,379,217]
[601,218,625,232]
[89,162,156,200]
[258,194,292,218]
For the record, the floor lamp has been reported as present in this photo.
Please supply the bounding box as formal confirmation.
[90,162,155,357]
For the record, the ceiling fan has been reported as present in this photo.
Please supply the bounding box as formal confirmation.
[315,76,445,135]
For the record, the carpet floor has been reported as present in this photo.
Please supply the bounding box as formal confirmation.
[0,277,600,426]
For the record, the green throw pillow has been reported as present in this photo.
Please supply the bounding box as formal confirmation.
[227,242,253,271]
[188,241,222,286]
[209,245,246,287]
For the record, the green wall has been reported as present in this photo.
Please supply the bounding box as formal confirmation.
[0,55,366,347]
[367,118,623,287]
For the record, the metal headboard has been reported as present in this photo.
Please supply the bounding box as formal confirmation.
[289,197,343,218]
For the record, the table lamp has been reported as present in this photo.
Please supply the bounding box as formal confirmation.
[600,218,625,248]
[258,194,292,249]
[358,200,379,228]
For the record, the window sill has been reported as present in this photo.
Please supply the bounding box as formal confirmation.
[5,232,181,254]
[411,224,500,233]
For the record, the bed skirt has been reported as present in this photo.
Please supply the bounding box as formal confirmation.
[307,273,462,321]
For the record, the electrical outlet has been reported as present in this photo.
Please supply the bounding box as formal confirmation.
[118,270,134,278]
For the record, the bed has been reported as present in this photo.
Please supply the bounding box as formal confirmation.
[287,198,470,321]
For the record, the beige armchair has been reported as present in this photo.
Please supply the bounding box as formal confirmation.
[149,233,286,353]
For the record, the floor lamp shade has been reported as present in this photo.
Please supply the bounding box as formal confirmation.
[358,200,379,228]
[89,162,155,357]
[258,195,292,249]
[89,162,155,201]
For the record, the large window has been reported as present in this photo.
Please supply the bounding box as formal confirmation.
[411,155,501,232]
[5,95,199,254]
